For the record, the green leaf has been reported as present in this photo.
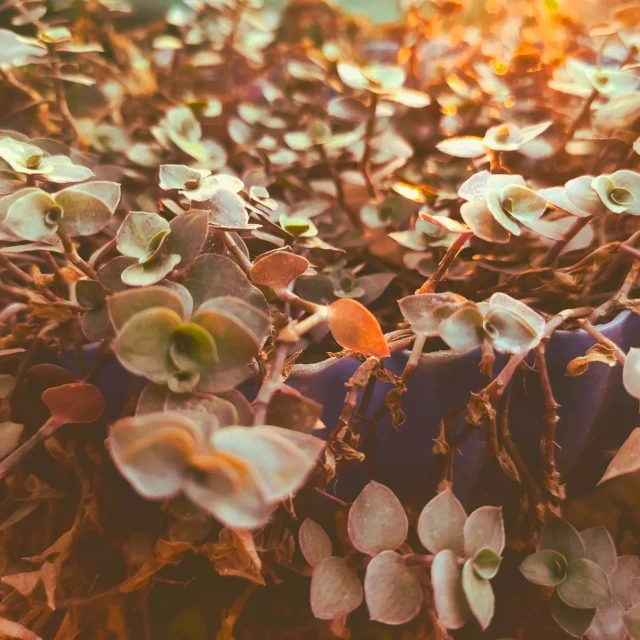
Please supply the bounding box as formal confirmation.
[580,527,617,575]
[207,189,249,227]
[623,349,640,400]
[624,601,640,640]
[417,489,466,555]
[191,307,260,369]
[472,548,502,580]
[117,211,170,260]
[64,181,121,213]
[299,518,332,568]
[464,506,505,557]
[75,279,105,309]
[549,592,595,638]
[520,550,568,586]
[168,210,208,268]
[113,307,182,381]
[82,306,111,342]
[347,481,408,555]
[364,550,423,625]
[557,558,612,609]
[432,549,470,630]
[120,254,182,287]
[184,254,264,311]
[169,323,218,373]
[196,297,271,345]
[159,164,210,191]
[310,556,363,620]
[540,514,586,560]
[462,558,495,631]
[54,188,112,236]
[108,286,186,332]
[4,189,58,241]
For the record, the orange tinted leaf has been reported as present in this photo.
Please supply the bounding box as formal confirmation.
[41,383,105,424]
[250,251,310,293]
[327,299,390,358]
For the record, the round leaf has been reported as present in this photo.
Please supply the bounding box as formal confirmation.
[348,481,408,555]
[432,549,470,630]
[464,506,505,557]
[41,383,105,424]
[581,527,617,575]
[113,307,182,381]
[462,558,495,631]
[417,489,466,554]
[168,210,208,267]
[310,557,363,620]
[117,211,170,260]
[520,550,568,586]
[550,592,596,638]
[364,551,423,625]
[108,286,185,333]
[558,558,612,609]
[472,548,502,580]
[327,299,390,358]
[299,518,332,568]
[184,254,265,311]
[250,252,310,294]
[540,514,586,560]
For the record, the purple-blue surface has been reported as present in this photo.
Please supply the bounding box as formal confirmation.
[59,311,640,506]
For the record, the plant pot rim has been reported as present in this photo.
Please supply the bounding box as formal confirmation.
[290,309,633,379]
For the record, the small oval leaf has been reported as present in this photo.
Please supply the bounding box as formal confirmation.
[299,519,332,568]
[348,481,408,555]
[432,549,470,630]
[520,550,568,586]
[550,592,595,638]
[464,506,505,557]
[41,383,105,424]
[462,559,495,631]
[417,489,466,555]
[557,558,612,609]
[310,556,363,620]
[327,299,390,358]
[364,551,423,625]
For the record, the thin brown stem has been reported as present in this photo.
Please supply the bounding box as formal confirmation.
[558,89,598,154]
[498,386,542,507]
[535,342,564,504]
[0,417,61,481]
[416,232,472,294]
[58,234,98,279]
[224,232,253,275]
[253,342,288,425]
[589,260,640,322]
[361,93,379,198]
[619,243,640,262]
[46,43,81,138]
[318,145,362,230]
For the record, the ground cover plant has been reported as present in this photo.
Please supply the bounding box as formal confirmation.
[0,0,639,637]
